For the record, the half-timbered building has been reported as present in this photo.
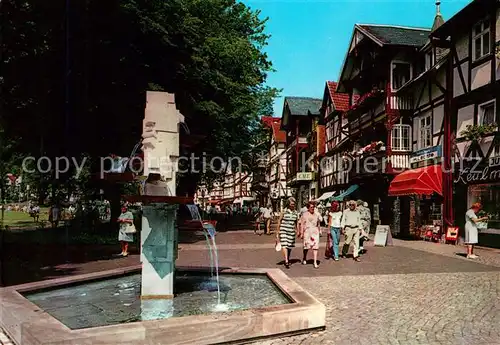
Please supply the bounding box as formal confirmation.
[431,0,500,244]
[280,96,322,207]
[336,23,432,227]
[387,2,449,236]
[318,81,350,201]
[258,116,291,210]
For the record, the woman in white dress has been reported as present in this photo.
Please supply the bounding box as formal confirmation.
[464,202,488,259]
[117,206,135,257]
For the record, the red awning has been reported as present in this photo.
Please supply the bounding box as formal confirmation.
[388,165,443,196]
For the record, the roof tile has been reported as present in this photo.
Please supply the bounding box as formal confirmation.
[285,97,322,116]
[327,81,350,112]
[359,24,430,47]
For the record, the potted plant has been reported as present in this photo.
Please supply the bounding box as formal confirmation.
[460,124,497,143]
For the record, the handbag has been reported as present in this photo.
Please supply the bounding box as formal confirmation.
[123,222,137,234]
[275,241,282,252]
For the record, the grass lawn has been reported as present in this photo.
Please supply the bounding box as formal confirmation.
[1,208,49,229]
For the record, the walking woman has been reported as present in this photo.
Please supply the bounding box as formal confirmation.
[465,202,488,259]
[117,205,135,257]
[300,201,322,268]
[328,201,343,261]
[276,197,299,268]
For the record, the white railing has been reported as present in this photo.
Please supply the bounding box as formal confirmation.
[389,95,413,110]
[390,153,410,169]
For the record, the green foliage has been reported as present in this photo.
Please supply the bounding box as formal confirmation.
[1,0,279,195]
[460,124,497,142]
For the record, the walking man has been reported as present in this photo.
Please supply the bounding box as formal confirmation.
[341,200,362,262]
[357,200,371,255]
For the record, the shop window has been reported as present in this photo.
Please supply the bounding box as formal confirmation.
[478,101,496,126]
[418,115,432,149]
[473,18,490,61]
[468,184,500,232]
[391,124,411,151]
[391,61,412,90]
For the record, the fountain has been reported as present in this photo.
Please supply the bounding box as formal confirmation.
[0,91,325,345]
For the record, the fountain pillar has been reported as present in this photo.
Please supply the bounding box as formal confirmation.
[139,91,184,309]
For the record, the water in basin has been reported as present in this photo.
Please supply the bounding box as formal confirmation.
[24,273,291,330]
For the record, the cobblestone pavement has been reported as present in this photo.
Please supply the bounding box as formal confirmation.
[253,271,500,345]
[3,230,500,345]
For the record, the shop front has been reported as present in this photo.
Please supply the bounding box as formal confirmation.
[454,158,500,247]
[388,164,443,239]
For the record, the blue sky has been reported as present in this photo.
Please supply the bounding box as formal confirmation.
[243,0,471,117]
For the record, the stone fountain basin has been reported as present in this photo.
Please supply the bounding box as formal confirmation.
[0,266,326,345]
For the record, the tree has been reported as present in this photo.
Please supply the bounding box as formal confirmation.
[1,0,279,200]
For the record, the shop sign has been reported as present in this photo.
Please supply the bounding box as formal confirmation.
[489,156,500,167]
[454,165,500,184]
[410,146,442,165]
[296,172,313,181]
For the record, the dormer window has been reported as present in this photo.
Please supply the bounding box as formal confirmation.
[391,61,412,90]
[473,18,490,61]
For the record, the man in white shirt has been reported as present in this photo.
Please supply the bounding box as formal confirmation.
[358,201,371,255]
[260,204,273,235]
[340,200,362,261]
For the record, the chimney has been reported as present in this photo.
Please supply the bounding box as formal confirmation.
[436,0,441,15]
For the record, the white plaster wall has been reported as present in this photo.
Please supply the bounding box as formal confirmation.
[455,34,469,61]
[435,68,446,94]
[479,136,494,158]
[496,57,500,81]
[433,136,439,146]
[433,104,444,135]
[456,105,474,140]
[497,9,500,42]
[471,61,491,90]
[453,62,469,97]
[456,141,467,158]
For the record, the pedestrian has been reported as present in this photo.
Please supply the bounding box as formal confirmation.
[117,205,135,257]
[328,201,343,261]
[464,202,488,259]
[357,200,371,255]
[341,200,362,262]
[276,197,300,269]
[261,204,273,235]
[49,203,60,228]
[299,201,322,268]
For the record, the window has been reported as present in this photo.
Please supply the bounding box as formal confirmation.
[419,115,432,149]
[391,62,412,90]
[479,101,495,126]
[473,19,490,61]
[391,124,411,151]
[468,184,500,233]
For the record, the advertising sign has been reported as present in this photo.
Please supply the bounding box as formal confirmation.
[296,172,313,181]
[410,146,442,166]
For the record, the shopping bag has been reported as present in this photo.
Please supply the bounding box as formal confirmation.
[324,232,333,258]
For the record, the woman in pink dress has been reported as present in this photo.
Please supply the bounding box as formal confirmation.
[299,201,322,268]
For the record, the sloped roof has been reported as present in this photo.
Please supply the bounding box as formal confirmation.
[261,116,285,143]
[271,121,286,143]
[326,81,349,112]
[261,116,275,128]
[358,24,430,47]
[285,96,322,116]
[431,14,445,32]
